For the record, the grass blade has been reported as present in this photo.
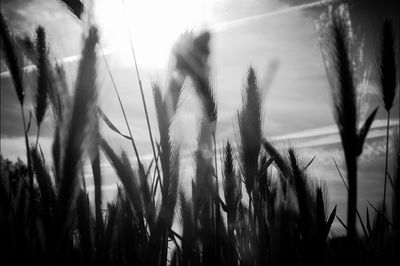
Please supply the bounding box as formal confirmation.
[328,9,358,240]
[0,12,24,105]
[356,107,378,156]
[55,27,99,247]
[98,107,132,140]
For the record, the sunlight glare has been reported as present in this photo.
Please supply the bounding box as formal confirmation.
[95,0,208,69]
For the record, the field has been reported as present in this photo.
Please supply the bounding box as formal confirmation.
[0,2,399,266]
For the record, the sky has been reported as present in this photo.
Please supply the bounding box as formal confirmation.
[1,0,399,233]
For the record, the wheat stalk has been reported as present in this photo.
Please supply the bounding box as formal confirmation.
[55,26,99,248]
[34,26,49,147]
[377,20,397,215]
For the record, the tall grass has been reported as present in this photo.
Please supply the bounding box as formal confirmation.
[238,67,262,210]
[393,129,400,256]
[0,12,33,201]
[377,20,398,216]
[34,26,49,148]
[1,4,399,266]
[121,0,162,191]
[323,7,379,240]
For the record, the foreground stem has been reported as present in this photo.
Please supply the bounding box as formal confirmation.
[382,111,390,215]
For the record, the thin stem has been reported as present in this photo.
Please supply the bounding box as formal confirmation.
[347,161,357,240]
[121,0,161,182]
[153,143,164,198]
[213,133,220,259]
[367,201,393,226]
[153,175,163,199]
[248,192,253,229]
[151,166,159,201]
[336,215,348,230]
[71,5,145,176]
[333,158,368,238]
[333,158,348,190]
[161,230,168,266]
[169,230,182,256]
[20,105,33,188]
[99,44,141,165]
[150,145,162,199]
[213,134,219,198]
[35,124,40,149]
[20,104,35,245]
[382,111,390,217]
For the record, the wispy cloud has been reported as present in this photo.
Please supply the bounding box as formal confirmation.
[2,118,396,163]
[271,118,399,141]
[211,0,340,31]
[0,48,113,78]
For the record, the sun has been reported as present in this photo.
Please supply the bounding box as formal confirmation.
[95,0,209,69]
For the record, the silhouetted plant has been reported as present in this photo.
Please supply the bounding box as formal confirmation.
[377,20,398,215]
[324,7,378,241]
[1,4,399,266]
[34,26,49,147]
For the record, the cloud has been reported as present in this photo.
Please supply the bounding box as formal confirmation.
[272,118,399,141]
[0,135,54,162]
[0,48,114,78]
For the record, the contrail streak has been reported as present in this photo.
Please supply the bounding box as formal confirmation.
[0,47,113,78]
[271,119,400,141]
[0,0,340,78]
[210,0,341,31]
